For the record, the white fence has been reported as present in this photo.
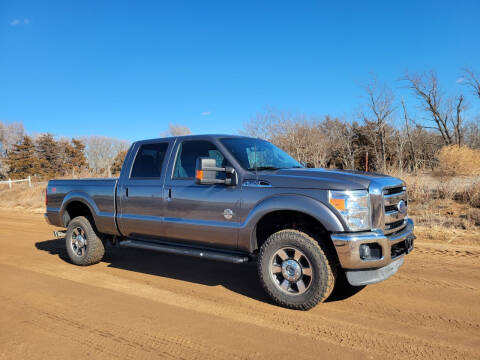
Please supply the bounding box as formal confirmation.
[0,176,32,189]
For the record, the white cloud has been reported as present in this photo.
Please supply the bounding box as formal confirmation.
[456,77,465,84]
[10,18,30,26]
[201,111,211,116]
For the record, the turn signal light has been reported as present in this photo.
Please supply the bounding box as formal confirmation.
[329,198,345,211]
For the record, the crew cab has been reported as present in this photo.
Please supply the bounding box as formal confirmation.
[45,135,414,310]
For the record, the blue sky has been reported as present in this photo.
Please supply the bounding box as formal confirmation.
[1,0,479,142]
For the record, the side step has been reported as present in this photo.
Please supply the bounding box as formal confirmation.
[119,239,250,264]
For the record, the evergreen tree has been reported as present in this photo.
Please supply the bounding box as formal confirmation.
[36,133,60,178]
[69,138,87,169]
[6,135,39,179]
[111,149,127,175]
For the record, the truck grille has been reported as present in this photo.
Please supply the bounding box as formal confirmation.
[383,186,408,234]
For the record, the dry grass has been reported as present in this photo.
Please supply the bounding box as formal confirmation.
[0,181,46,213]
[436,145,480,177]
[389,170,480,241]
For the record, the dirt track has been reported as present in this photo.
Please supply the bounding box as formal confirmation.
[0,210,479,360]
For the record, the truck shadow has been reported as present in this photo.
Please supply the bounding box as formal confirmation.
[35,238,363,305]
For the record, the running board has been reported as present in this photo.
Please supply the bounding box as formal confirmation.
[119,239,250,264]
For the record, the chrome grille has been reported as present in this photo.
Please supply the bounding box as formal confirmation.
[382,186,408,234]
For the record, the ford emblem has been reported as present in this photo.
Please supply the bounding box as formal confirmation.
[397,200,407,214]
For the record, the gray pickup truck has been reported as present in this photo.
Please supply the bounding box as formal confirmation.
[45,134,414,310]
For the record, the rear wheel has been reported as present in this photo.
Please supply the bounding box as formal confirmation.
[65,216,105,266]
[258,229,337,310]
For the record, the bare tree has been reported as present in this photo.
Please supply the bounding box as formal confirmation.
[161,123,192,137]
[83,136,129,176]
[242,109,332,168]
[462,68,480,99]
[0,121,25,156]
[322,117,359,169]
[361,77,396,173]
[403,71,465,146]
[401,99,418,170]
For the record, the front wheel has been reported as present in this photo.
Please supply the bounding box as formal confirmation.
[65,216,105,266]
[258,229,337,310]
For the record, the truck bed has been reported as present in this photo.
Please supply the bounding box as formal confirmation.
[46,178,119,235]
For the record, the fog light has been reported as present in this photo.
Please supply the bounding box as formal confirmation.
[359,244,371,259]
[359,243,382,260]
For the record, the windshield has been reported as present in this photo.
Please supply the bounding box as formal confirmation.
[221,138,303,171]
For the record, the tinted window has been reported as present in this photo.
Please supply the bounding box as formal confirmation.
[221,138,302,170]
[130,142,169,178]
[173,140,228,179]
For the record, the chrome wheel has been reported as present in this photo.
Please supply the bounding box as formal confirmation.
[270,247,313,295]
[71,226,87,257]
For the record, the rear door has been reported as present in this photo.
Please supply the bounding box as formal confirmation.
[117,140,172,239]
[163,139,240,250]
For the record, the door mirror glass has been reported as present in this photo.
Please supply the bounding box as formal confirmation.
[195,157,235,185]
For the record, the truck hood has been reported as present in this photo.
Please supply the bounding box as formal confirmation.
[257,168,401,190]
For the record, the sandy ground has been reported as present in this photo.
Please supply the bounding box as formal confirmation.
[0,209,479,360]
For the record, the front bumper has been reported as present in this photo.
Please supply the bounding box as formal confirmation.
[331,218,414,286]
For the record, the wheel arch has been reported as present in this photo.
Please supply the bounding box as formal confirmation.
[239,194,345,253]
[60,192,99,227]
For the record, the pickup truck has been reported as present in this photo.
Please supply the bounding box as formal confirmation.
[45,134,414,310]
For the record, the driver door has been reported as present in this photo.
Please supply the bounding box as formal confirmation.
[163,139,240,250]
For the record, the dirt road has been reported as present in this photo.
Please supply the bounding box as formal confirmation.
[0,210,479,360]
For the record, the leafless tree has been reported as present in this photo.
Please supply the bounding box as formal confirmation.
[0,121,25,178]
[401,99,418,170]
[361,77,396,173]
[0,121,25,156]
[161,123,192,137]
[322,117,359,169]
[403,71,465,146]
[464,119,480,149]
[83,136,129,176]
[242,110,332,168]
[462,68,480,99]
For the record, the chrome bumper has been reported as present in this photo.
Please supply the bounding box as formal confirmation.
[331,218,414,284]
[345,257,404,286]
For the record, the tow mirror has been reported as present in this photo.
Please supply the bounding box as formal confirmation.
[195,157,236,185]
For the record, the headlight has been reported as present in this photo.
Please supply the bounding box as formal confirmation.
[329,190,371,231]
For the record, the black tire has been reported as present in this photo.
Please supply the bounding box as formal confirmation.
[258,229,337,310]
[65,216,105,266]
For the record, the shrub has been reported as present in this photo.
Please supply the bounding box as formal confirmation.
[437,146,480,177]
[455,181,480,208]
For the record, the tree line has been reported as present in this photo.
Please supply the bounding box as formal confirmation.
[0,123,129,180]
[243,69,480,173]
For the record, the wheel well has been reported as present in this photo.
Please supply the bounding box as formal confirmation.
[254,210,336,256]
[63,201,93,226]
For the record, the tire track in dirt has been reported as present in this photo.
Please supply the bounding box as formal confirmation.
[1,211,479,360]
[394,272,479,291]
[0,259,477,360]
[412,244,480,264]
[1,295,260,360]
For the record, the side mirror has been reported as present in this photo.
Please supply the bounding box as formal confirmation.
[195,157,236,185]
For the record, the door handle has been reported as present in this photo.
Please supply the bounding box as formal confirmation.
[167,188,172,200]
[125,187,129,197]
